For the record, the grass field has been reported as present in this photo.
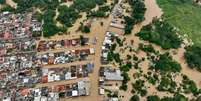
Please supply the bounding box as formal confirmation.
[156,0,201,45]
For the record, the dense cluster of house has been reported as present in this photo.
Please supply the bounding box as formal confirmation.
[0,11,42,79]
[1,79,90,101]
[35,48,95,66]
[0,12,42,40]
[101,32,118,64]
[0,39,36,56]
[37,37,89,52]
[100,32,124,101]
[41,63,94,83]
[98,67,123,95]
[0,11,41,56]
[0,11,96,101]
[0,7,127,100]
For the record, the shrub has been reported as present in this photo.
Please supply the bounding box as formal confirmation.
[137,20,182,49]
[152,53,181,72]
[147,95,160,101]
[185,45,201,71]
[130,95,140,101]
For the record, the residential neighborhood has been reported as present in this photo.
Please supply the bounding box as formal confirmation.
[1,0,201,101]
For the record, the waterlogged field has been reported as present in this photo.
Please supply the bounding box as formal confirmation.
[156,0,201,45]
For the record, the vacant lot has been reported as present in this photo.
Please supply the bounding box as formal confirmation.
[156,0,201,45]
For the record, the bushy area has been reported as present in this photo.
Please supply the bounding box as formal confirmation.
[57,5,79,27]
[181,75,201,96]
[156,0,201,45]
[151,53,181,72]
[0,0,5,4]
[10,0,107,37]
[130,95,140,101]
[88,5,111,18]
[13,0,61,12]
[138,43,156,53]
[147,95,160,101]
[132,79,147,96]
[146,94,188,101]
[0,4,15,12]
[157,76,177,92]
[42,9,66,37]
[78,23,91,33]
[124,0,146,34]
[120,72,130,91]
[73,0,106,12]
[185,45,201,71]
[137,20,182,49]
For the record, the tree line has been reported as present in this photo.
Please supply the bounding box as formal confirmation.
[124,0,146,34]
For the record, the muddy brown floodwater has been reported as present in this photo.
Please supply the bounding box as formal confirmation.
[6,0,17,8]
[118,0,164,100]
[142,0,163,25]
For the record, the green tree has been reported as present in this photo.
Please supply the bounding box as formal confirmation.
[0,0,5,4]
[0,5,15,12]
[147,95,160,101]
[124,0,146,34]
[185,45,201,71]
[57,5,79,27]
[173,94,188,101]
[130,95,140,101]
[82,25,90,33]
[137,20,182,49]
[152,53,181,72]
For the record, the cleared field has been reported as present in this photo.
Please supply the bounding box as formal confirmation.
[156,0,201,45]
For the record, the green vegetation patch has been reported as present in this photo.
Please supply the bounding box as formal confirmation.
[73,0,106,12]
[0,4,15,12]
[138,43,156,53]
[137,20,182,49]
[13,0,61,12]
[42,9,66,37]
[88,5,111,18]
[157,76,177,93]
[130,95,140,101]
[124,0,146,34]
[181,75,201,95]
[0,0,5,4]
[11,0,107,37]
[185,45,201,71]
[160,94,188,101]
[120,72,130,91]
[147,95,160,101]
[57,5,79,27]
[156,0,201,45]
[132,79,147,96]
[151,53,181,72]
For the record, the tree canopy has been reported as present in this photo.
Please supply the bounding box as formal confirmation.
[152,53,181,72]
[130,95,140,101]
[124,0,146,34]
[57,5,79,27]
[185,45,201,71]
[42,9,65,37]
[137,20,182,49]
[147,95,160,101]
[0,0,5,4]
